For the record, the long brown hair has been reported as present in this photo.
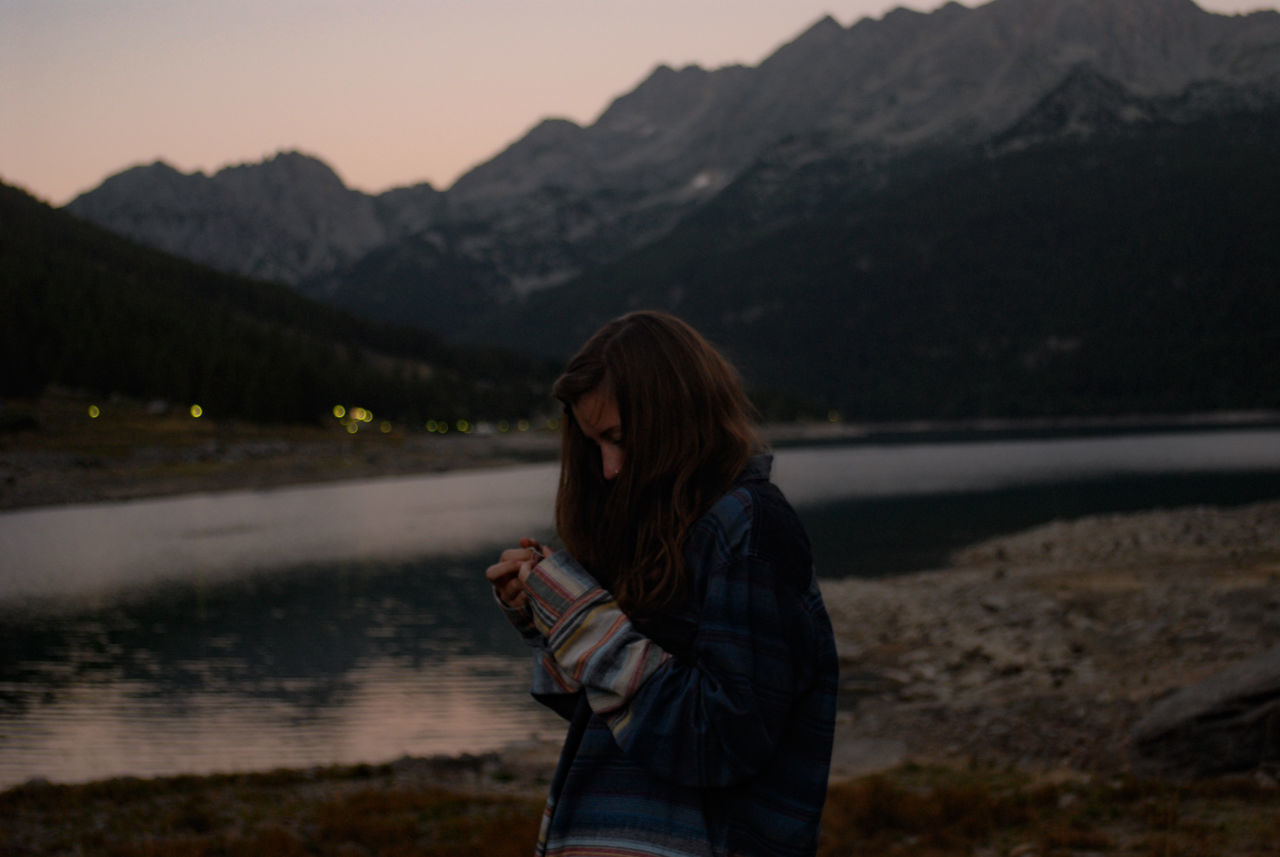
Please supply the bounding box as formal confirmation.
[552,311,761,615]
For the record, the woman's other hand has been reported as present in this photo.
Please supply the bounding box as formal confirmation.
[486,538,546,610]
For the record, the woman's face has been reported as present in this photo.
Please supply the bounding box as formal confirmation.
[573,388,624,480]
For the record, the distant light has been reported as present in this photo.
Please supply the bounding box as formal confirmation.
[333,405,347,419]
[190,404,203,419]
[380,421,392,434]
[88,405,100,419]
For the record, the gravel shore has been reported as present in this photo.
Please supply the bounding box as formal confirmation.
[822,498,1280,781]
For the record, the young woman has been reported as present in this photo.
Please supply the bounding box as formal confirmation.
[486,311,838,857]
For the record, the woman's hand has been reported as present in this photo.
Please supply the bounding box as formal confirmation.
[485,537,546,610]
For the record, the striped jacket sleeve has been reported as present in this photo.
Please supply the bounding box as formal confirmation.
[522,551,670,717]
[491,590,585,703]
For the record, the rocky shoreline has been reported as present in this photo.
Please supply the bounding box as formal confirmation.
[823,499,1280,781]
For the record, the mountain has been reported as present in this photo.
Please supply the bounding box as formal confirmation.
[59,0,1280,419]
[476,103,1280,419]
[68,0,1280,303]
[64,152,442,285]
[2,181,553,425]
[443,0,1278,220]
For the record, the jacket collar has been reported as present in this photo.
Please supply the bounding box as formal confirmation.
[740,453,773,484]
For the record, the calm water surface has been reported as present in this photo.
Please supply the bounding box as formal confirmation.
[3,428,1280,788]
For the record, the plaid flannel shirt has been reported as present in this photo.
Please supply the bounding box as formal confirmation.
[500,455,838,857]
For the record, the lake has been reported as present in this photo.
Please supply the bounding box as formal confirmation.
[3,426,1280,788]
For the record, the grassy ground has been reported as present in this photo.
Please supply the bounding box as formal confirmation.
[0,763,542,857]
[2,761,1277,857]
[820,765,1279,857]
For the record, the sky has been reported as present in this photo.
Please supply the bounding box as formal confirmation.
[3,0,1275,206]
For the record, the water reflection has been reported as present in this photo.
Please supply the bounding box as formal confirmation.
[0,554,565,787]
[7,658,561,787]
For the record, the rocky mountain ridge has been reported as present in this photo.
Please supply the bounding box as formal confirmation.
[66,152,445,285]
[65,0,1280,313]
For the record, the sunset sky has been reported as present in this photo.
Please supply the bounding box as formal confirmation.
[3,0,1275,206]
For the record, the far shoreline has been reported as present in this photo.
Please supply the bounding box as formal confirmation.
[4,392,1278,513]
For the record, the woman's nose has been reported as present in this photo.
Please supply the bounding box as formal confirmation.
[601,446,623,480]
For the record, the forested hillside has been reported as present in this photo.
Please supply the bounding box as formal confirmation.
[1,182,555,425]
